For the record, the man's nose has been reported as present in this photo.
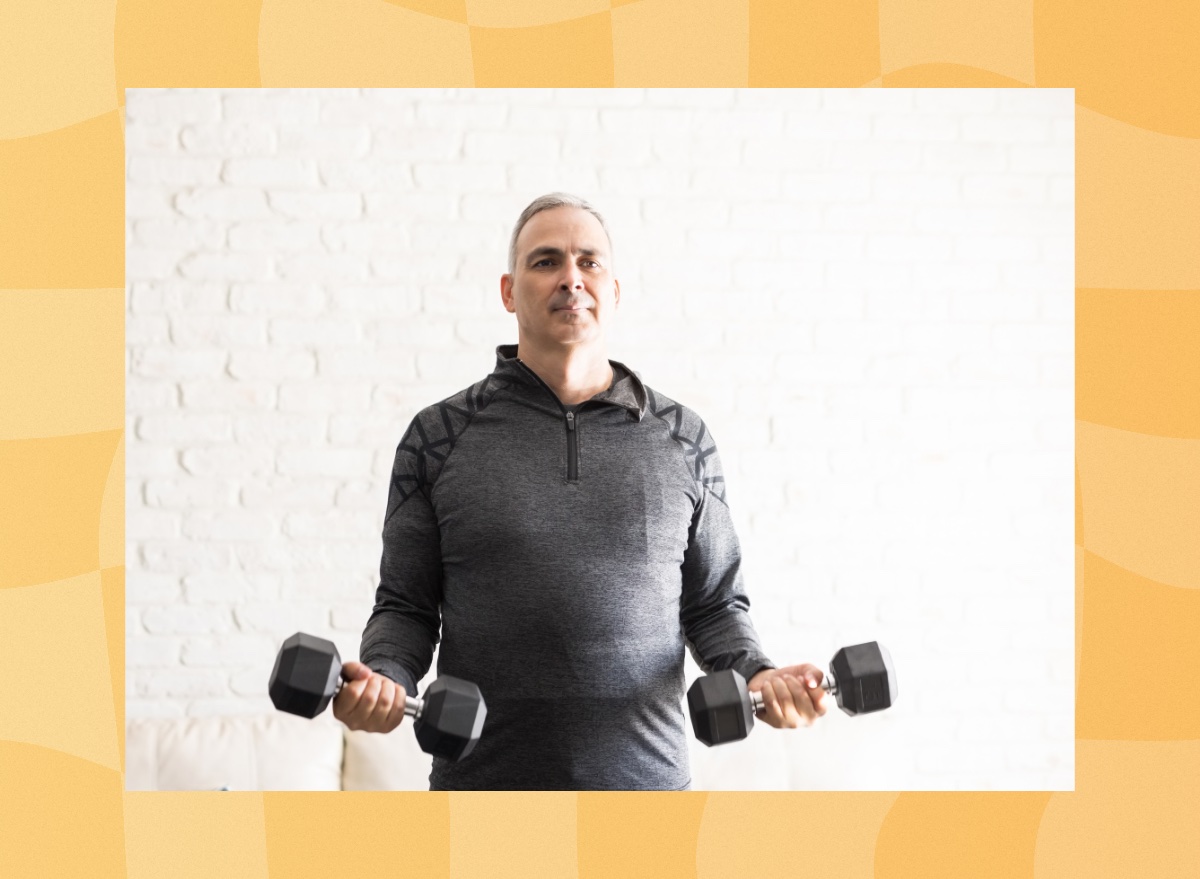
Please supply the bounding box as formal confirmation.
[559,264,584,289]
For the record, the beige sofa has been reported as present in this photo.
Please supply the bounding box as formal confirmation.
[125,713,434,791]
[126,713,751,790]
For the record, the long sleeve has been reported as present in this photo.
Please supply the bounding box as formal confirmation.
[359,417,444,698]
[678,445,776,684]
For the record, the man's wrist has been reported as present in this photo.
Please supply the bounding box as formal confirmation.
[745,665,776,690]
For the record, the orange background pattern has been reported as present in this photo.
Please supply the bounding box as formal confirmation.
[2,0,1199,875]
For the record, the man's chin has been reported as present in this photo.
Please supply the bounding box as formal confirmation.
[542,327,603,347]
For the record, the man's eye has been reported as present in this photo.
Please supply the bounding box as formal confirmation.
[533,259,553,267]
[582,260,600,268]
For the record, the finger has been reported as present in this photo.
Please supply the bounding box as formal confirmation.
[331,688,350,723]
[371,678,397,730]
[756,680,782,728]
[764,676,800,727]
[362,675,387,729]
[805,676,829,718]
[802,670,824,695]
[332,674,364,722]
[336,673,367,718]
[789,675,816,726]
[772,676,803,728]
[787,675,818,726]
[382,683,407,733]
[800,666,823,684]
[346,674,381,727]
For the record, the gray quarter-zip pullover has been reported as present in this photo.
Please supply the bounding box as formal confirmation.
[360,344,775,790]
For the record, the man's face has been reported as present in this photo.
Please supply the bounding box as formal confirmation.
[500,206,620,351]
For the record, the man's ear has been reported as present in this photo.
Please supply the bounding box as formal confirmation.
[613,277,620,309]
[500,273,515,313]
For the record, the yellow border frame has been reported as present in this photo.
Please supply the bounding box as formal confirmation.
[3,1,1199,875]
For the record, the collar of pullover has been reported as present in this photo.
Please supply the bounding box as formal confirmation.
[492,344,648,421]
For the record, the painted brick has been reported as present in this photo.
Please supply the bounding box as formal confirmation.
[122,90,1075,788]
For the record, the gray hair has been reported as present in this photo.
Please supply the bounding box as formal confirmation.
[507,192,613,274]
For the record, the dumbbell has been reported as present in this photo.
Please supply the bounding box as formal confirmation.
[268,632,487,761]
[687,641,897,747]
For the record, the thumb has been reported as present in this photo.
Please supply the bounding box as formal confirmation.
[342,661,373,681]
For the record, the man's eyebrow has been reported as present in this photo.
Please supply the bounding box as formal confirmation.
[525,246,602,264]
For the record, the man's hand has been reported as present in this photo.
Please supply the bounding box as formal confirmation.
[746,664,828,728]
[331,661,409,733]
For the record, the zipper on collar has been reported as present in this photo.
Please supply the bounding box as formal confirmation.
[565,410,578,483]
[515,358,582,484]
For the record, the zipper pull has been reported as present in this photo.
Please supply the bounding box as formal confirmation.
[566,411,576,431]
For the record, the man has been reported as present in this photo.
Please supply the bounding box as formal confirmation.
[333,193,827,790]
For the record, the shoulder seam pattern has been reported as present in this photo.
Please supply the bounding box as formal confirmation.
[646,387,727,505]
[384,375,516,525]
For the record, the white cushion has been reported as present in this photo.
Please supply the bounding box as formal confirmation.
[342,725,434,791]
[126,714,343,791]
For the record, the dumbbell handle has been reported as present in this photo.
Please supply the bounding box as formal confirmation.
[334,671,425,721]
[749,669,838,714]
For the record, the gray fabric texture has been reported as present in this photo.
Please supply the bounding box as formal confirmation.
[360,344,775,790]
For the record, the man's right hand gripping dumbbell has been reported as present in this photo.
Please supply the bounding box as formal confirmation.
[268,632,487,761]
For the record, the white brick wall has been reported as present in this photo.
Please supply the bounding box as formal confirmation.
[125,88,1075,791]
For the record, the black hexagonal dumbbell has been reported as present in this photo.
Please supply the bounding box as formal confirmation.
[268,632,487,761]
[687,641,897,747]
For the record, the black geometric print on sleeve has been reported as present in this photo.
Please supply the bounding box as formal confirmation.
[646,388,727,504]
[384,374,514,525]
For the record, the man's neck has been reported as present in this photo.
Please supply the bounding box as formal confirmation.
[515,342,614,406]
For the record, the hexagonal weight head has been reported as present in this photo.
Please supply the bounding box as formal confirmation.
[269,632,342,718]
[414,676,487,761]
[829,641,897,716]
[687,668,755,747]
